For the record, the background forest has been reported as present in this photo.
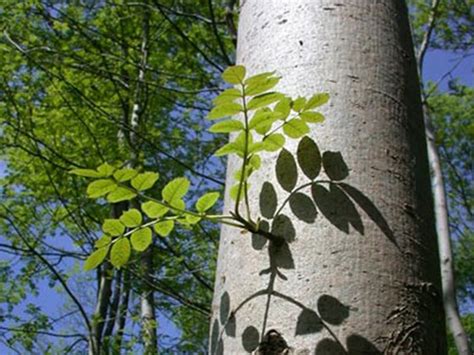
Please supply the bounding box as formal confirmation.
[0,0,472,354]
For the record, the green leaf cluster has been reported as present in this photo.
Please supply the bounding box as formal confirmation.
[79,166,220,269]
[206,65,329,204]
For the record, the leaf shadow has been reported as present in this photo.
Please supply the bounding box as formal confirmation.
[216,136,393,353]
[311,182,364,235]
[338,182,396,246]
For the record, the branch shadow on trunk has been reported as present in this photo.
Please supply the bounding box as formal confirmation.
[211,136,396,354]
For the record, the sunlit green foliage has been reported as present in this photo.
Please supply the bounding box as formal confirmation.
[76,65,329,271]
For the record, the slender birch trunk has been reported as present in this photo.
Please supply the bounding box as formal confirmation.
[114,270,130,352]
[415,1,471,352]
[210,1,446,353]
[89,204,125,355]
[423,108,471,354]
[132,6,158,354]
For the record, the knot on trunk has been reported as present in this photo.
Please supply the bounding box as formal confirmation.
[254,329,292,355]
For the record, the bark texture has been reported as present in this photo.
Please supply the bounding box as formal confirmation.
[210,1,446,354]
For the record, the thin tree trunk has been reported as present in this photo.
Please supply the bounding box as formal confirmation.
[423,107,471,354]
[415,0,471,352]
[210,1,446,353]
[114,270,130,353]
[132,6,158,353]
[103,270,123,343]
[90,203,125,355]
[90,263,112,355]
[140,246,158,354]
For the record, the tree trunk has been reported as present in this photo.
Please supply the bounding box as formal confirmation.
[424,107,471,355]
[210,1,446,354]
[90,203,126,355]
[134,6,158,353]
[414,0,471,351]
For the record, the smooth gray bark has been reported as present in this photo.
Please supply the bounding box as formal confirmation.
[210,1,446,353]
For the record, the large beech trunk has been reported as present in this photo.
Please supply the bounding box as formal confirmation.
[210,1,446,353]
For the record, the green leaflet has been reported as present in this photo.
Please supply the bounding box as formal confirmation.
[244,71,275,86]
[209,119,244,133]
[130,227,152,252]
[255,123,273,135]
[196,192,220,212]
[283,119,309,138]
[141,201,169,219]
[248,108,278,131]
[262,133,285,152]
[207,103,243,120]
[222,65,246,84]
[249,142,265,154]
[249,154,261,169]
[70,168,104,178]
[292,97,307,112]
[102,219,125,236]
[304,93,329,110]
[213,88,241,105]
[215,142,242,157]
[274,97,292,120]
[84,246,109,271]
[95,235,112,248]
[154,220,175,237]
[110,238,131,268]
[87,179,117,198]
[97,163,115,176]
[246,76,280,96]
[169,199,186,211]
[247,92,284,110]
[300,111,325,123]
[131,172,159,191]
[120,209,142,228]
[107,187,137,203]
[184,214,201,224]
[113,168,138,182]
[234,131,250,153]
[162,177,190,206]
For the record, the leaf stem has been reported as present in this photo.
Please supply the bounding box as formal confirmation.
[273,179,331,217]
[234,83,253,223]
